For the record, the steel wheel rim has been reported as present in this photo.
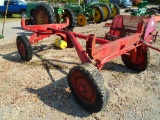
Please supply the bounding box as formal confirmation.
[35,9,48,24]
[102,6,108,20]
[17,40,26,57]
[71,72,96,103]
[76,14,87,26]
[111,7,118,18]
[129,50,144,64]
[94,9,101,23]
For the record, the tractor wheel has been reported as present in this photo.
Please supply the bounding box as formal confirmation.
[100,4,111,21]
[76,14,87,26]
[93,6,104,23]
[16,35,33,61]
[33,3,56,25]
[62,8,76,30]
[68,63,109,112]
[25,18,33,25]
[110,4,120,19]
[121,47,150,72]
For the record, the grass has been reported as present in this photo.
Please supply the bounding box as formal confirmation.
[0,14,21,22]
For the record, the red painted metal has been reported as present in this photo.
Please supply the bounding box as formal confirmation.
[20,15,160,70]
[21,18,69,44]
[21,18,69,32]
[17,40,26,57]
[70,72,96,103]
[144,17,156,42]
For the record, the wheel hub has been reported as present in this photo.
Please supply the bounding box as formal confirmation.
[17,41,25,57]
[35,10,48,24]
[75,76,96,103]
[94,9,101,23]
[76,14,87,26]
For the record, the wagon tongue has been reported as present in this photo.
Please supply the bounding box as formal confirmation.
[143,41,160,52]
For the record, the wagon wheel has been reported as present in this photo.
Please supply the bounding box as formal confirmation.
[62,8,76,30]
[76,14,87,26]
[121,47,150,72]
[110,4,120,19]
[33,3,56,25]
[93,6,104,23]
[68,63,109,112]
[16,35,33,61]
[100,4,111,21]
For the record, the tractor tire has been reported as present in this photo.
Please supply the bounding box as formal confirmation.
[121,47,150,72]
[93,6,104,23]
[62,8,76,30]
[68,63,109,113]
[110,3,120,19]
[16,35,33,61]
[25,18,33,25]
[100,4,111,21]
[33,3,56,25]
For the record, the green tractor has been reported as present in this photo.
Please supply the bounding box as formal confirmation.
[25,1,76,30]
[25,0,120,27]
[64,0,109,26]
[130,0,157,16]
[64,0,120,26]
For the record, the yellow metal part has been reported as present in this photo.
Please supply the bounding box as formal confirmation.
[76,14,87,26]
[110,6,118,19]
[94,8,101,23]
[54,38,67,49]
[102,6,108,21]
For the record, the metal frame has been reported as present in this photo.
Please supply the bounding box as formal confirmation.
[21,15,160,70]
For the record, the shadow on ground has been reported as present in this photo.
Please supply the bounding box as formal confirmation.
[26,77,91,117]
[26,59,90,117]
[12,27,23,30]
[0,51,21,63]
[102,61,137,73]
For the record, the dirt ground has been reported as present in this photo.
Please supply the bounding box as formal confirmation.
[0,8,160,120]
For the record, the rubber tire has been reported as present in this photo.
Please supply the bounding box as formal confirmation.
[68,63,109,113]
[25,18,33,25]
[121,48,150,72]
[93,6,104,23]
[16,35,33,61]
[33,3,56,25]
[63,8,76,30]
[100,4,111,21]
[110,3,120,19]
